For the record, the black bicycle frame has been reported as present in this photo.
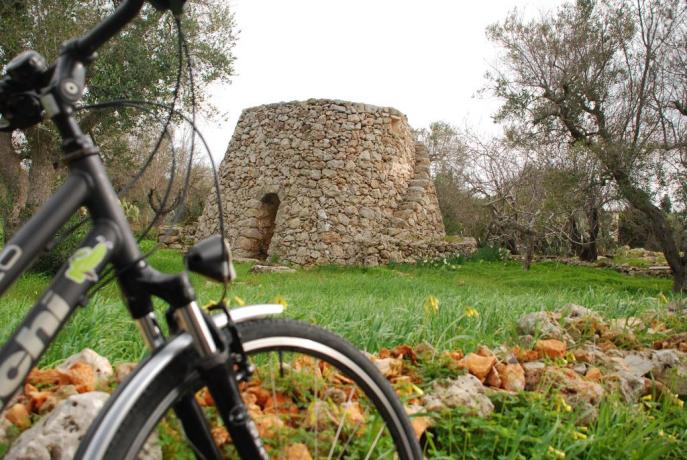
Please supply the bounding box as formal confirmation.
[0,0,158,413]
[0,3,269,458]
[0,152,150,412]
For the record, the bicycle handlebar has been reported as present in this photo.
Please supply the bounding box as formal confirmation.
[0,0,185,131]
[71,0,187,59]
[67,0,146,59]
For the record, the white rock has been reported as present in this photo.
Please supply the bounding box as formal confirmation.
[517,311,569,341]
[6,392,109,460]
[423,375,494,417]
[250,264,296,274]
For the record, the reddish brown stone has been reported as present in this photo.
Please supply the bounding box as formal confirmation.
[485,367,502,388]
[5,403,30,429]
[514,346,541,362]
[459,353,497,382]
[497,363,526,392]
[585,367,602,382]
[476,345,495,358]
[535,339,566,358]
[573,349,593,363]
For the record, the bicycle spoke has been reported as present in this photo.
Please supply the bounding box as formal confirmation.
[363,425,386,460]
[314,359,320,460]
[327,387,355,460]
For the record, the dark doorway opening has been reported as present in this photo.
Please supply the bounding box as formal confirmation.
[257,193,280,259]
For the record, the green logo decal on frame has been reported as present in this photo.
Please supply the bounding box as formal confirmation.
[65,236,113,284]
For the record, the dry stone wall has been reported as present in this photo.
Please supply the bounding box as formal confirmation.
[194,99,474,265]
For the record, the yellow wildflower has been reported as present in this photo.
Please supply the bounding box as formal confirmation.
[572,431,587,441]
[641,394,652,401]
[464,306,479,318]
[423,295,440,316]
[271,295,288,308]
[233,296,246,307]
[547,446,566,459]
[411,384,425,396]
[553,395,572,413]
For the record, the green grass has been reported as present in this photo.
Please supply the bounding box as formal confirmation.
[0,250,683,458]
[426,391,687,459]
[0,252,673,366]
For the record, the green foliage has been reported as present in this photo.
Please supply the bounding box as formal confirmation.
[434,172,490,241]
[616,205,684,261]
[30,216,91,276]
[470,245,506,263]
[660,194,673,214]
[120,199,140,225]
[425,391,687,459]
[0,0,237,239]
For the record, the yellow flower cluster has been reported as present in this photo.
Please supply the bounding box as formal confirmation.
[271,295,289,308]
[423,295,440,316]
[553,394,572,413]
[547,446,565,459]
[464,306,479,318]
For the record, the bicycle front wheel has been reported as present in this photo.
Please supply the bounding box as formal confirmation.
[78,318,422,459]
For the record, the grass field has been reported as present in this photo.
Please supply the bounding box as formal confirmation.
[0,249,673,365]
[1,249,683,458]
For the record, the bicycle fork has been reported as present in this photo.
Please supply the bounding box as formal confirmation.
[173,300,269,459]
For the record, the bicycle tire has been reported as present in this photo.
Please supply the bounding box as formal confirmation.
[77,318,422,459]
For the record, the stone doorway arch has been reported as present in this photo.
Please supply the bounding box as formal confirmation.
[256,193,280,259]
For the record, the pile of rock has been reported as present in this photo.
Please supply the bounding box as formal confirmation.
[5,303,686,454]
[558,247,671,278]
[157,226,192,250]
[367,303,687,431]
[0,350,147,460]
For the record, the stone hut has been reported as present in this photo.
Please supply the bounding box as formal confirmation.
[194,99,474,266]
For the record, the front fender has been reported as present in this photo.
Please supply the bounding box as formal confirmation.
[222,303,285,326]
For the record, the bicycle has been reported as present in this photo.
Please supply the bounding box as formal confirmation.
[0,0,422,458]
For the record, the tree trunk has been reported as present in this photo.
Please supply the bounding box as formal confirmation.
[579,207,599,262]
[522,234,534,271]
[25,130,59,217]
[673,265,687,293]
[0,132,28,242]
[569,208,599,262]
[612,167,687,292]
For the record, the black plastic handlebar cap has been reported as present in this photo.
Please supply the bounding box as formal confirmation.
[69,0,145,58]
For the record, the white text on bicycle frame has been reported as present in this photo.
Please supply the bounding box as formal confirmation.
[0,290,69,411]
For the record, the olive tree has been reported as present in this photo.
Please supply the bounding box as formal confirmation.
[487,0,687,290]
[0,0,236,240]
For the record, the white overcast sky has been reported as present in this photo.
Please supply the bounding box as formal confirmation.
[198,0,564,163]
